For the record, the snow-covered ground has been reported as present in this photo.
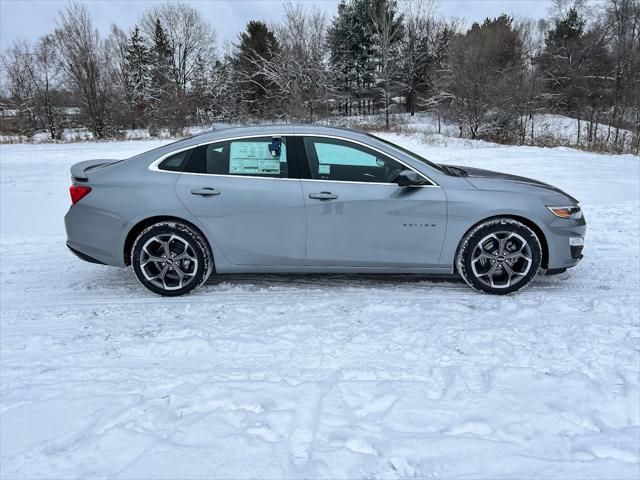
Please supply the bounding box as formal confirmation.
[520,113,637,151]
[1,135,639,479]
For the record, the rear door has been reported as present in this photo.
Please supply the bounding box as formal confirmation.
[174,136,306,266]
[300,136,447,268]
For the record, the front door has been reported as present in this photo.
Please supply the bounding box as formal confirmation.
[175,136,306,266]
[300,136,447,268]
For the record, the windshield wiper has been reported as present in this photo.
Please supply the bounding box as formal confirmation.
[442,165,468,177]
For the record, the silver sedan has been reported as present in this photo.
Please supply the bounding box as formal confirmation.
[65,125,586,295]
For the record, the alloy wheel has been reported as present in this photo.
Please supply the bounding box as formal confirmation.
[470,231,533,289]
[139,234,199,291]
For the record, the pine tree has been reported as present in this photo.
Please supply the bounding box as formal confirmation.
[124,26,150,128]
[370,0,404,127]
[536,7,612,144]
[328,0,377,116]
[538,8,586,113]
[191,53,210,124]
[147,19,174,132]
[232,20,279,117]
[398,7,432,116]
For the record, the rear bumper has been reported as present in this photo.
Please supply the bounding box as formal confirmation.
[66,242,106,265]
[64,204,127,267]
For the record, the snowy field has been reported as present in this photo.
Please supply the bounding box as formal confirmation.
[1,134,639,479]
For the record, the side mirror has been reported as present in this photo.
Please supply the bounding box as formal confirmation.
[395,169,427,187]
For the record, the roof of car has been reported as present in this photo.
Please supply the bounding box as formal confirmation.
[130,124,385,163]
[188,124,369,143]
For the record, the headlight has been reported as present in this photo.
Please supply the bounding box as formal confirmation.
[547,205,582,219]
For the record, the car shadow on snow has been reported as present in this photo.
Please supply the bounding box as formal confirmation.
[88,265,570,295]
[205,272,466,289]
[201,270,572,292]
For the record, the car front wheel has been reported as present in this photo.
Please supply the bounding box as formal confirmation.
[456,218,542,294]
[131,221,213,296]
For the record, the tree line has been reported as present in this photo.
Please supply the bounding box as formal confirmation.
[1,0,638,153]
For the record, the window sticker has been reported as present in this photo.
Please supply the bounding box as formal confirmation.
[318,164,331,175]
[229,141,285,175]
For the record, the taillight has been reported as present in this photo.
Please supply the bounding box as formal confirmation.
[70,185,91,205]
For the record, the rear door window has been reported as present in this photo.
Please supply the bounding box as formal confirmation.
[187,137,289,178]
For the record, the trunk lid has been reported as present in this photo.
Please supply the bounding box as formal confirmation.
[70,159,121,181]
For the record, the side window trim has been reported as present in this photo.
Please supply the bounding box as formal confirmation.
[154,137,297,180]
[148,134,438,186]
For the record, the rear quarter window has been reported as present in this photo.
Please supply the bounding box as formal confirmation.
[158,149,193,172]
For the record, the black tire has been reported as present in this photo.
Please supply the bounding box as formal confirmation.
[131,221,213,296]
[456,218,542,295]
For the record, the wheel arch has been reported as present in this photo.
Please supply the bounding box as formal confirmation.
[123,215,212,267]
[454,214,549,270]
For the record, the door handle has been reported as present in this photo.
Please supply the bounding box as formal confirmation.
[309,192,338,200]
[191,187,220,196]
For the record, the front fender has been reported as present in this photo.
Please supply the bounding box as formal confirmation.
[439,189,553,267]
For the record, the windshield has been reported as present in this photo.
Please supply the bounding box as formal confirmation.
[366,133,449,175]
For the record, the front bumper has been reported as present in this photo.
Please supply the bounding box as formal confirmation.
[545,217,586,270]
[570,245,584,260]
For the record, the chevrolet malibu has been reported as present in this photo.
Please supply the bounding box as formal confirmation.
[65,125,586,296]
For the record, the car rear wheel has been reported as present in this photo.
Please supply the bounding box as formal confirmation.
[456,218,542,295]
[131,222,213,296]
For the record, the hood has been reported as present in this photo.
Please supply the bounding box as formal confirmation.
[443,164,578,203]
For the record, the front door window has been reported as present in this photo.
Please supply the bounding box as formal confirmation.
[303,137,405,183]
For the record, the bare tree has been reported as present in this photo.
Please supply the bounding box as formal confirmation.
[605,0,640,151]
[106,25,135,129]
[1,36,63,139]
[246,3,332,122]
[140,2,216,93]
[192,56,236,123]
[512,19,545,144]
[2,40,38,134]
[30,35,63,139]
[445,15,526,140]
[279,3,331,121]
[54,3,111,138]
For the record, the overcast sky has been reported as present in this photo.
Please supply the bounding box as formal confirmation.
[1,0,555,51]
